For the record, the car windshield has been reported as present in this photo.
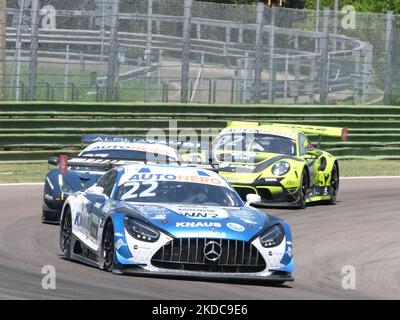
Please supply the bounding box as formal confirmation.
[213,133,296,156]
[116,181,243,207]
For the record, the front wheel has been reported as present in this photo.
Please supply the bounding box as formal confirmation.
[59,207,72,259]
[328,163,339,204]
[102,221,115,272]
[298,170,308,209]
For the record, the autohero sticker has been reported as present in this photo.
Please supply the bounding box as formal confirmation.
[165,205,229,219]
[226,222,246,232]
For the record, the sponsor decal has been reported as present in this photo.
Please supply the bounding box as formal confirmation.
[226,222,245,232]
[223,176,239,183]
[222,128,295,140]
[126,173,223,186]
[115,239,126,250]
[44,194,53,201]
[240,218,257,225]
[169,206,229,219]
[176,222,221,228]
[286,246,292,258]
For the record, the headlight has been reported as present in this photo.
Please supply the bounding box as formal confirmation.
[124,217,160,242]
[260,224,284,248]
[271,161,290,176]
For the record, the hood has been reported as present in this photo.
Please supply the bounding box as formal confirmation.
[215,151,283,165]
[122,203,272,242]
[63,170,104,192]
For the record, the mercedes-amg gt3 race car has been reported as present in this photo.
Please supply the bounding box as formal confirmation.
[59,164,294,283]
[184,121,347,208]
[42,135,179,224]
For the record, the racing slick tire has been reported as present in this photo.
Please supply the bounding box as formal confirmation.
[298,169,308,209]
[328,162,339,204]
[59,207,72,260]
[102,220,115,272]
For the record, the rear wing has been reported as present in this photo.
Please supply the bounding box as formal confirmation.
[49,155,218,173]
[268,123,348,142]
[81,134,205,148]
[48,155,179,172]
[81,135,147,144]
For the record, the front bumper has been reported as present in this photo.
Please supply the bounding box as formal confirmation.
[113,265,293,282]
[232,181,302,206]
[42,200,63,224]
[115,229,294,283]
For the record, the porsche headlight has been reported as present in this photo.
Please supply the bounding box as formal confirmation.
[260,224,284,248]
[271,161,290,176]
[124,217,160,242]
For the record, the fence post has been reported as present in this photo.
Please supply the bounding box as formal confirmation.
[353,50,361,104]
[294,36,300,104]
[319,8,330,105]
[180,0,193,103]
[238,27,243,43]
[146,0,153,65]
[315,0,320,52]
[106,0,120,102]
[283,53,289,104]
[64,45,70,101]
[0,0,6,99]
[383,11,393,105]
[362,44,373,104]
[13,0,25,100]
[28,0,40,101]
[333,0,339,51]
[253,2,264,104]
[268,6,276,104]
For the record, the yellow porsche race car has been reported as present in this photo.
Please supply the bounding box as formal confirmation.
[184,121,347,208]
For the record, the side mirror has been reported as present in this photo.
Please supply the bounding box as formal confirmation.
[48,156,59,166]
[245,193,261,206]
[87,186,104,195]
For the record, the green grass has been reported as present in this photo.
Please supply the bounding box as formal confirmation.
[0,161,48,183]
[338,160,400,177]
[0,160,399,184]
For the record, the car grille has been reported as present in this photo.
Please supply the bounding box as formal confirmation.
[151,238,266,273]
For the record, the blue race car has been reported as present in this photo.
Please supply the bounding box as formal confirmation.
[59,163,294,283]
[42,135,179,224]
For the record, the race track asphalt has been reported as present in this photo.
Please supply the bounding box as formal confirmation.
[0,178,399,300]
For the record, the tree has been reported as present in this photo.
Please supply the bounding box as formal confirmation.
[304,0,400,14]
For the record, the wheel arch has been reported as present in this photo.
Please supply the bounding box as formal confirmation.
[302,165,310,188]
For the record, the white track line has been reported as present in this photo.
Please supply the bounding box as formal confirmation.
[0,183,44,186]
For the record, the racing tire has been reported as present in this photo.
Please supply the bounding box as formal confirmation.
[102,221,115,272]
[328,163,339,204]
[298,169,308,209]
[59,207,72,259]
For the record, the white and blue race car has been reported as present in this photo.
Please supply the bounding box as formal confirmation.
[59,163,294,283]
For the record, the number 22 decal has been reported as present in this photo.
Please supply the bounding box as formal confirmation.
[121,182,158,200]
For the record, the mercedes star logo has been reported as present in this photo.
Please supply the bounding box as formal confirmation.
[203,241,222,262]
